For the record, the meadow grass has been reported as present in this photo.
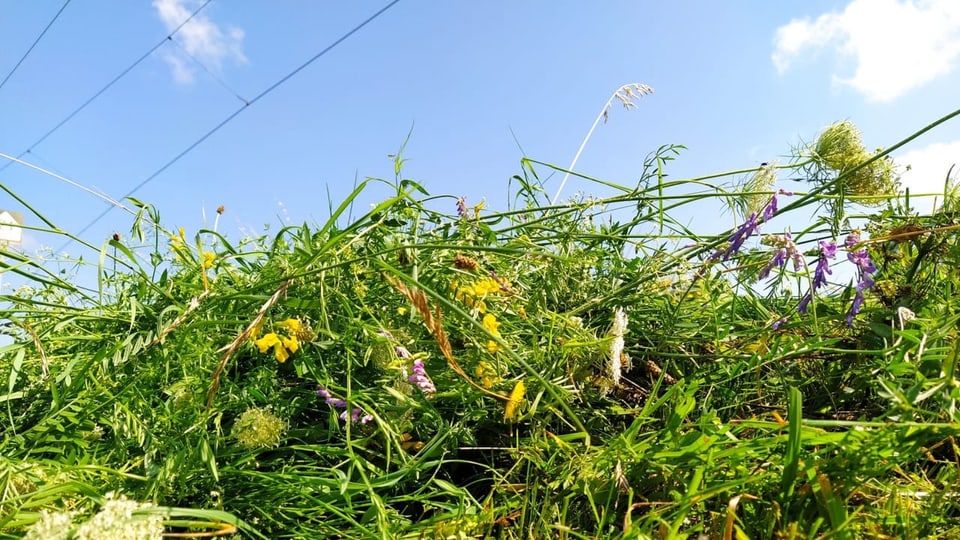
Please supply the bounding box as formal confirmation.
[2,111,960,538]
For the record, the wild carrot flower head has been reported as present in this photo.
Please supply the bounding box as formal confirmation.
[23,510,74,540]
[232,407,286,449]
[814,121,898,202]
[70,493,166,540]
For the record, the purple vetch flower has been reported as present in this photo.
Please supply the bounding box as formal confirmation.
[317,386,372,423]
[843,231,877,326]
[456,197,469,218]
[758,233,804,280]
[812,240,837,290]
[407,359,436,394]
[763,193,779,222]
[317,387,347,408]
[771,317,789,330]
[796,240,837,315]
[711,191,792,262]
[712,212,760,261]
[340,408,374,424]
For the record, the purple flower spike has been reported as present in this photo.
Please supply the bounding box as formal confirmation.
[812,241,836,290]
[763,193,779,222]
[408,359,436,394]
[318,385,370,423]
[712,212,759,261]
[843,232,877,326]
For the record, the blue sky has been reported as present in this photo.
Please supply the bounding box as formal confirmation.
[2,0,960,258]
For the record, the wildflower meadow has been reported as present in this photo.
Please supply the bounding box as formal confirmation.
[3,108,960,538]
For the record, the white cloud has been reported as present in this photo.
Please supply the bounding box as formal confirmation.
[897,140,960,212]
[153,0,247,84]
[772,0,960,102]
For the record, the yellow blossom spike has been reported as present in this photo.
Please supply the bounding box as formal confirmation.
[504,379,525,421]
[202,251,216,269]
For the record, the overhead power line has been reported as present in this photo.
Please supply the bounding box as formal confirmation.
[65,0,403,247]
[0,0,72,92]
[0,0,214,175]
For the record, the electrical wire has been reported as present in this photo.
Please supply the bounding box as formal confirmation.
[0,0,72,92]
[62,0,402,249]
[0,0,214,175]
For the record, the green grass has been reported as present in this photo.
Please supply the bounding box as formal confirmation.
[2,112,960,538]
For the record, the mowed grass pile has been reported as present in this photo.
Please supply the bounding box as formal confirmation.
[2,114,960,539]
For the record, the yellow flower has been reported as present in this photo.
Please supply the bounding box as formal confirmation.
[482,313,501,338]
[254,331,295,362]
[397,306,408,315]
[475,361,500,388]
[254,333,281,353]
[273,343,290,363]
[281,334,299,354]
[486,340,501,354]
[277,318,303,333]
[504,379,525,421]
[202,251,216,269]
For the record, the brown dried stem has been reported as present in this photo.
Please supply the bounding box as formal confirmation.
[206,279,292,409]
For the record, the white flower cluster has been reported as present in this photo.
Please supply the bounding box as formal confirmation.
[24,493,165,540]
[607,307,632,385]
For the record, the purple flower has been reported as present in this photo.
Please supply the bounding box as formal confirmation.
[796,240,837,315]
[812,240,836,290]
[843,232,877,326]
[456,197,468,218]
[340,408,374,424]
[712,212,759,261]
[317,386,347,408]
[844,232,860,249]
[758,233,804,280]
[317,386,371,423]
[711,191,791,262]
[408,359,436,394]
[763,193,779,222]
[772,317,789,330]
